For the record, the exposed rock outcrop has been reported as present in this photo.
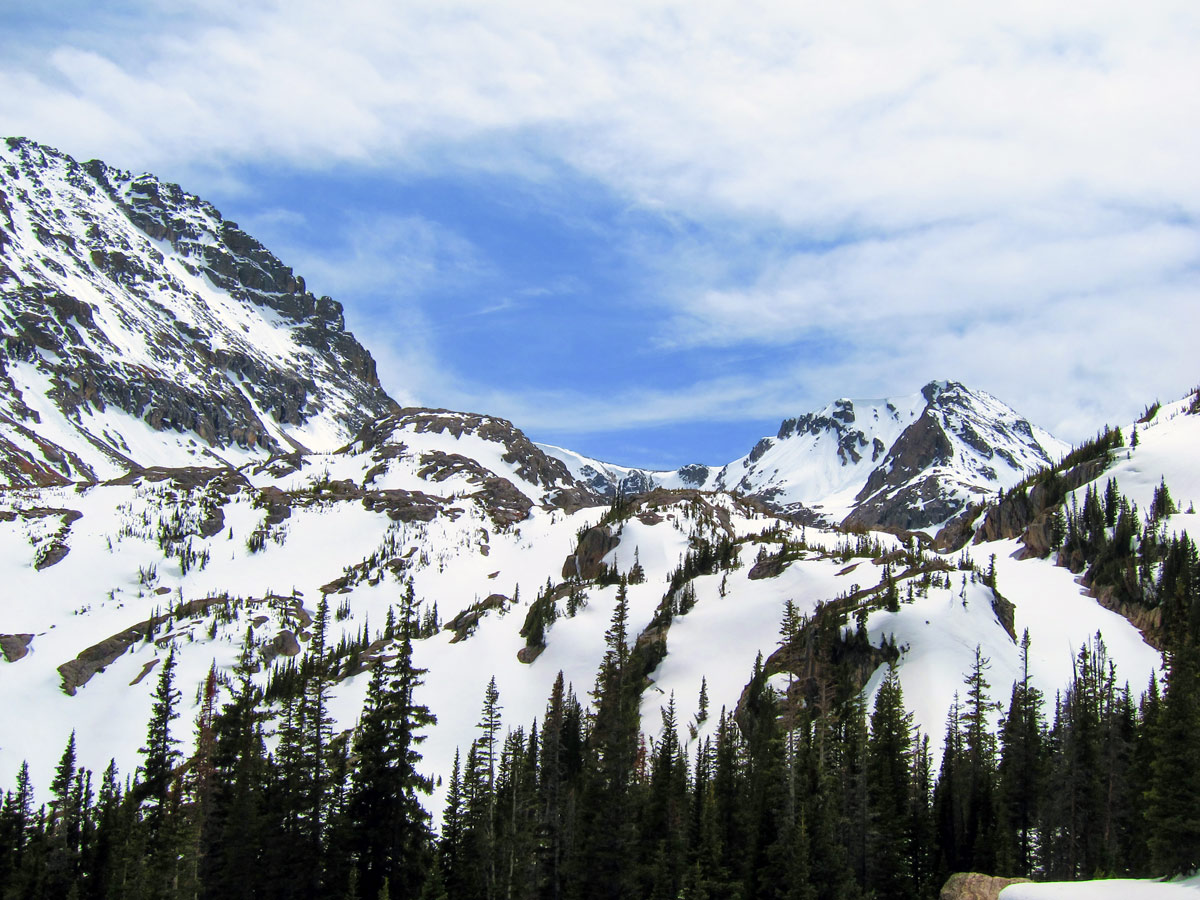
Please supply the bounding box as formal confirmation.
[56,596,232,695]
[0,633,33,662]
[562,525,620,581]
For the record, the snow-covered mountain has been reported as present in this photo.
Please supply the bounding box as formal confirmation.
[3,386,1192,814]
[544,381,1067,532]
[0,139,1193,838]
[0,137,397,487]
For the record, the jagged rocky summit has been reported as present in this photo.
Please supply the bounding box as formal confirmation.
[0,137,397,487]
[545,381,1068,533]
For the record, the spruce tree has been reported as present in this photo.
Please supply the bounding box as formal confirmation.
[200,667,269,900]
[575,581,639,900]
[476,676,503,900]
[961,646,998,873]
[346,594,437,900]
[139,649,182,835]
[866,666,914,899]
[137,647,189,899]
[996,630,1045,877]
[1147,640,1200,876]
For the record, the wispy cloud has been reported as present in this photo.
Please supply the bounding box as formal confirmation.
[2,0,1197,450]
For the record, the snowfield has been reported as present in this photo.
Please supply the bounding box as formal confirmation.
[1001,873,1200,897]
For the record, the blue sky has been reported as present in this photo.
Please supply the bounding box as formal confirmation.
[2,1,1199,467]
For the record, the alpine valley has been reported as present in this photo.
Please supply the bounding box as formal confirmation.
[2,138,1199,898]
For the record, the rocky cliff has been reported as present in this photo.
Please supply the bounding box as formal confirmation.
[0,137,398,486]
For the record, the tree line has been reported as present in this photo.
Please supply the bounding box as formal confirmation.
[2,556,1199,899]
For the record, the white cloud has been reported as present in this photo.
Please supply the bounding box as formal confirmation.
[2,0,1197,447]
[7,1,1198,219]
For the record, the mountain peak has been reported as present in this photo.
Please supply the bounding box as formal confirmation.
[540,381,1066,533]
[0,138,398,486]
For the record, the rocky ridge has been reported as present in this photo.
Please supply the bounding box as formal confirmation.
[0,137,398,487]
[544,381,1066,533]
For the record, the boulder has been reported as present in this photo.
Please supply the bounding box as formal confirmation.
[940,872,1031,900]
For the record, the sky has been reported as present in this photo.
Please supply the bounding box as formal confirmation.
[1,1,1198,469]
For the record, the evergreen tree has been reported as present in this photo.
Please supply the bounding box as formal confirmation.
[575,582,639,900]
[346,595,437,900]
[200,667,269,900]
[0,762,34,897]
[866,666,914,899]
[139,650,182,836]
[908,732,937,898]
[476,676,503,900]
[996,630,1045,878]
[1041,635,1134,879]
[934,693,967,876]
[438,750,465,896]
[1147,641,1200,876]
[137,647,188,899]
[961,646,999,873]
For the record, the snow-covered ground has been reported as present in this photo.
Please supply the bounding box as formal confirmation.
[1001,873,1200,897]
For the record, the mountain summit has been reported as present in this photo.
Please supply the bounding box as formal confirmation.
[545,380,1067,532]
[0,137,397,487]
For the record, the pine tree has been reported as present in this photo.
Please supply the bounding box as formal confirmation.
[908,732,937,898]
[476,676,503,900]
[961,646,999,873]
[135,647,191,900]
[44,731,86,896]
[537,672,578,900]
[1151,478,1176,521]
[996,630,1045,878]
[200,667,269,900]
[438,750,465,895]
[934,693,967,875]
[866,666,914,899]
[0,761,34,892]
[639,695,688,900]
[346,594,437,900]
[1147,641,1200,876]
[575,581,639,900]
[139,649,182,835]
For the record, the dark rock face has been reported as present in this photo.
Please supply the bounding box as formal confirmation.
[56,596,231,695]
[856,409,954,506]
[749,588,900,725]
[748,554,790,580]
[933,505,985,552]
[774,399,875,468]
[0,137,398,485]
[845,473,969,533]
[0,633,33,662]
[445,594,510,643]
[973,459,1107,550]
[562,525,619,580]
